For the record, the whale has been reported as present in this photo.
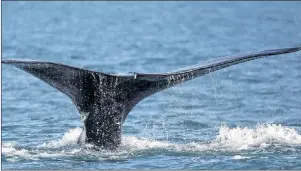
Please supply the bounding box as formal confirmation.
[2,46,301,149]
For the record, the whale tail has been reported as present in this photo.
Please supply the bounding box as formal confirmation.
[2,46,301,148]
[1,59,136,116]
[2,46,301,121]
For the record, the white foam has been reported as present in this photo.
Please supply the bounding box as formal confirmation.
[2,141,17,153]
[2,141,81,161]
[2,142,36,160]
[122,136,171,150]
[122,124,301,152]
[214,123,301,150]
[2,123,301,161]
[38,127,82,148]
[233,155,251,160]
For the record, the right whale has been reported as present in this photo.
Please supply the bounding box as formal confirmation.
[2,46,301,150]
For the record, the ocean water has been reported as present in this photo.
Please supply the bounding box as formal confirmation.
[2,1,301,170]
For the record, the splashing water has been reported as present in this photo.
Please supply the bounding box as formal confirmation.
[215,123,301,150]
[38,127,83,148]
[2,123,301,162]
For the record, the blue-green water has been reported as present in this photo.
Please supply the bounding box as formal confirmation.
[2,1,301,170]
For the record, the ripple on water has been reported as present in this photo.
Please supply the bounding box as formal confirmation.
[2,123,301,164]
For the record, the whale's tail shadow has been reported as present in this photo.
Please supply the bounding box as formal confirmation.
[2,46,301,149]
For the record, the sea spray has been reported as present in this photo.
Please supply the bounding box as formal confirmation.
[2,124,301,161]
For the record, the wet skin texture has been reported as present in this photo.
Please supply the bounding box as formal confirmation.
[2,46,301,149]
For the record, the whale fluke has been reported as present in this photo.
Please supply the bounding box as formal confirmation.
[2,46,301,149]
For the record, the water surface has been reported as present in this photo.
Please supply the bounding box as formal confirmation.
[2,1,301,170]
